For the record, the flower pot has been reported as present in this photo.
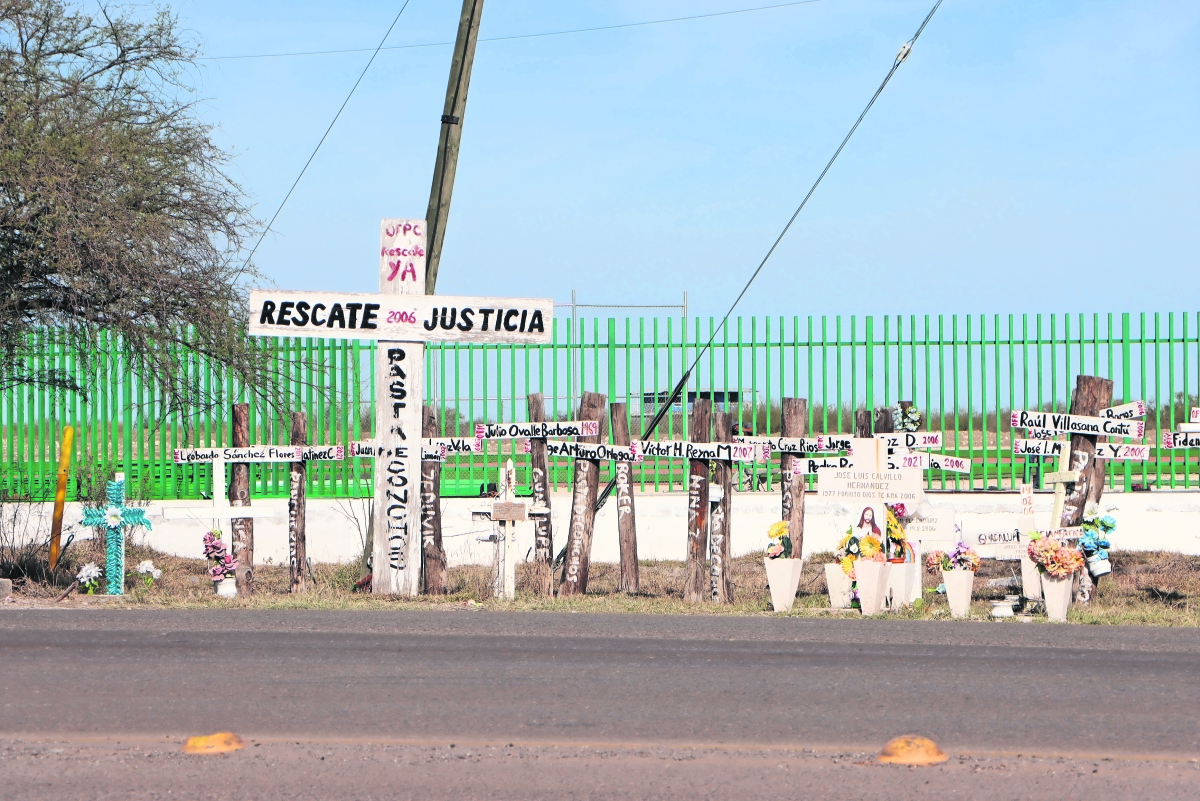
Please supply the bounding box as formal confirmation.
[855,561,891,615]
[941,569,975,618]
[989,599,1015,618]
[1086,555,1112,578]
[764,558,803,613]
[1020,555,1042,602]
[824,564,853,609]
[886,561,921,608]
[215,577,237,598]
[1040,573,1073,622]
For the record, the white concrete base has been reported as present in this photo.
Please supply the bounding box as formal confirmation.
[10,489,1200,567]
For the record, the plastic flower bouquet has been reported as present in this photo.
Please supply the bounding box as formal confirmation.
[892,405,923,433]
[1027,533,1084,579]
[835,528,860,575]
[135,560,162,590]
[924,543,980,573]
[203,531,238,582]
[76,562,103,595]
[766,521,793,559]
[1079,504,1115,558]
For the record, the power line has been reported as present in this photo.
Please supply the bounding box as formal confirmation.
[200,1,824,61]
[594,0,944,511]
[237,1,412,275]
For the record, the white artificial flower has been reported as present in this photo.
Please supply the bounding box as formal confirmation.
[136,560,156,574]
[152,570,162,580]
[76,562,102,583]
[104,506,123,528]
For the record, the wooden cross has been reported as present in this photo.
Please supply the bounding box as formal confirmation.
[1042,445,1082,530]
[247,218,552,596]
[470,459,548,599]
[164,449,297,540]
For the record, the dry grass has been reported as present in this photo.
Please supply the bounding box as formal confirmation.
[8,537,1200,626]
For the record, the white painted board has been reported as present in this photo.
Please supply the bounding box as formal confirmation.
[535,440,642,462]
[1010,409,1145,439]
[633,440,756,462]
[477,421,599,439]
[174,446,301,464]
[1013,439,1067,457]
[1101,400,1147,419]
[248,290,553,344]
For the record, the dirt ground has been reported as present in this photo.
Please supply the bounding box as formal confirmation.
[5,534,1200,624]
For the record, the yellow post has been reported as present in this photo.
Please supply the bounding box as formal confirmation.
[48,426,75,570]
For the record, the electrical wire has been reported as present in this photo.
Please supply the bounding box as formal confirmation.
[200,1,823,61]
[237,1,412,274]
[593,0,944,510]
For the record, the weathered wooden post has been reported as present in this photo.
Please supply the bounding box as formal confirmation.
[527,393,554,595]
[610,402,639,594]
[873,406,894,436]
[558,392,606,596]
[1059,375,1114,602]
[230,403,255,594]
[288,412,308,593]
[421,406,447,595]
[855,408,873,439]
[710,410,734,603]
[779,398,807,557]
[685,398,712,603]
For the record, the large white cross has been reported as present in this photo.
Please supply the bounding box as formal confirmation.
[163,448,297,538]
[247,219,552,595]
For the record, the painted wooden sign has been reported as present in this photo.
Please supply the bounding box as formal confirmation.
[1193,408,1200,423]
[1101,400,1147,419]
[875,431,943,450]
[816,466,923,504]
[477,421,599,439]
[533,440,642,462]
[1180,423,1200,432]
[299,445,345,461]
[883,451,972,473]
[1163,430,1200,449]
[1096,443,1151,461]
[634,440,757,462]
[351,438,481,461]
[174,446,301,464]
[1009,409,1145,439]
[791,456,855,474]
[969,527,1025,560]
[1013,439,1067,457]
[733,435,852,455]
[248,290,553,344]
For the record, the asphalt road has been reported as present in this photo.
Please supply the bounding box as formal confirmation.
[2,610,1199,799]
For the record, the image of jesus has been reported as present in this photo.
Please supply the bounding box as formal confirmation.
[856,507,882,539]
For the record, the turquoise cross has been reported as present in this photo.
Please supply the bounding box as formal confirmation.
[80,475,152,595]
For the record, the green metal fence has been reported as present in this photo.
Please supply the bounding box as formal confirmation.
[3,312,1198,501]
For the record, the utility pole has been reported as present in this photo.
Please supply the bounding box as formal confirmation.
[425,0,486,294]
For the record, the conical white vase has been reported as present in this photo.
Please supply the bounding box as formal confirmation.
[1041,573,1073,622]
[855,561,891,615]
[1020,555,1042,602]
[824,564,853,609]
[764,558,803,613]
[941,569,975,618]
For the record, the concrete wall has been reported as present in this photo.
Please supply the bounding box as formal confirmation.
[14,488,1200,567]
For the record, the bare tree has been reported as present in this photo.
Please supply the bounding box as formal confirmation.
[0,0,267,412]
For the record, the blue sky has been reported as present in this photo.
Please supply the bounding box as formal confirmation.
[175,0,1198,319]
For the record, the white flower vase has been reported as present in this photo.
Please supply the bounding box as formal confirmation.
[942,569,975,618]
[1041,573,1073,622]
[215,577,237,598]
[886,561,921,608]
[1086,555,1112,578]
[764,558,803,613]
[1020,554,1042,603]
[824,564,853,609]
[855,561,891,615]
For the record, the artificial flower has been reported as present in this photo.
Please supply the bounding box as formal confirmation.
[840,555,856,576]
[136,560,156,574]
[859,535,882,558]
[76,562,102,583]
[104,506,123,528]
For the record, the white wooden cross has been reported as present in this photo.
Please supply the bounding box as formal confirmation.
[247,219,552,596]
[469,459,547,600]
[163,448,300,539]
[1042,444,1082,532]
